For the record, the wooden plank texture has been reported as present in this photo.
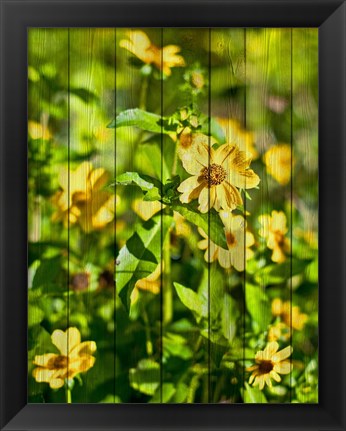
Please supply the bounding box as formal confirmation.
[28,27,318,404]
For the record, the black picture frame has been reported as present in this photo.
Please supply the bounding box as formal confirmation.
[1,0,345,430]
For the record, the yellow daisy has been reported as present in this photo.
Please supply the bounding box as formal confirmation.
[178,142,260,213]
[272,298,308,331]
[247,341,293,390]
[32,327,96,389]
[198,212,255,271]
[258,210,290,263]
[120,30,185,76]
[263,144,295,186]
[52,162,114,232]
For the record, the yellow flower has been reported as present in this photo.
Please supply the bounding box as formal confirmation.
[178,142,260,213]
[272,298,308,331]
[217,118,258,159]
[120,30,185,76]
[258,210,290,263]
[28,120,51,140]
[263,144,295,185]
[52,162,114,232]
[32,327,96,389]
[198,212,255,271]
[247,341,293,390]
[131,263,161,304]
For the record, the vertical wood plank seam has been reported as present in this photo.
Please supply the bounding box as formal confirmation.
[67,27,71,386]
[243,27,247,403]
[113,26,117,404]
[208,27,212,404]
[290,28,293,404]
[160,26,164,405]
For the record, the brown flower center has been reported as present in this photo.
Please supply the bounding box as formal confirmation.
[202,164,226,187]
[226,232,237,248]
[50,355,68,370]
[274,231,288,250]
[258,360,274,374]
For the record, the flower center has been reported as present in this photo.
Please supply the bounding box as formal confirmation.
[226,232,237,248]
[258,360,274,374]
[52,355,68,369]
[274,231,287,248]
[202,164,226,187]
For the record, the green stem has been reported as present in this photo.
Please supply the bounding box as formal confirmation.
[65,386,72,404]
[186,374,200,403]
[143,309,153,356]
[213,374,225,403]
[163,233,172,325]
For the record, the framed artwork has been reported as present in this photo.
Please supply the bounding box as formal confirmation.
[1,0,345,430]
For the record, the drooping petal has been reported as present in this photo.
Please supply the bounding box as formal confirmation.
[198,187,210,213]
[218,182,243,211]
[270,370,282,382]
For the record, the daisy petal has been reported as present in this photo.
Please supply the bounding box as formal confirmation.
[273,360,293,374]
[272,346,293,362]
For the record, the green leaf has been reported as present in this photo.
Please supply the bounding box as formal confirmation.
[129,359,160,396]
[172,382,189,403]
[143,188,162,202]
[163,333,193,360]
[200,329,229,367]
[116,172,161,192]
[254,258,312,286]
[244,382,268,403]
[150,383,176,403]
[32,256,62,289]
[116,172,163,202]
[174,282,208,317]
[245,283,271,332]
[222,293,239,342]
[107,109,169,134]
[116,214,173,310]
[135,143,170,182]
[28,305,45,327]
[172,202,227,249]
